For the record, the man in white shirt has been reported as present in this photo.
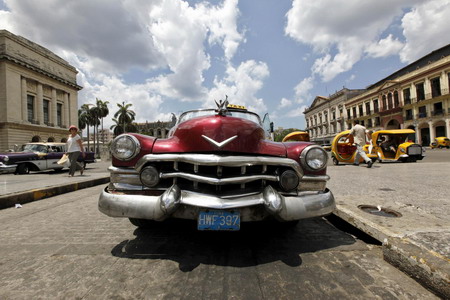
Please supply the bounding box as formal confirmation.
[349,120,373,168]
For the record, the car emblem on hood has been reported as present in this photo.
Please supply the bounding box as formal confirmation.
[202,135,238,148]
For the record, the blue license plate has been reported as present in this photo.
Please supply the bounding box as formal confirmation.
[197,210,240,231]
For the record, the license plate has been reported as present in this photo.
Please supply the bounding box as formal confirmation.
[197,210,240,231]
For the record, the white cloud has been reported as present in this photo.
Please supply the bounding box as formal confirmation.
[285,0,425,82]
[1,0,265,128]
[294,76,314,103]
[286,105,308,118]
[400,0,450,63]
[279,98,292,109]
[366,34,404,58]
[208,60,269,113]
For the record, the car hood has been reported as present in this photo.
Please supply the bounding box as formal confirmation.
[153,115,287,156]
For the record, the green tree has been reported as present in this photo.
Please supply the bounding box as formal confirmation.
[89,105,101,157]
[96,98,110,144]
[114,101,135,133]
[78,104,94,150]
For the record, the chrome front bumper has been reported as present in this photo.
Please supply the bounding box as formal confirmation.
[98,185,335,222]
[0,163,17,174]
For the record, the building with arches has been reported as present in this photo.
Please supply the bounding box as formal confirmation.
[305,44,450,146]
[0,30,82,151]
[304,88,366,144]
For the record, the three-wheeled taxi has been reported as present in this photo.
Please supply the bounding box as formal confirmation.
[330,130,377,165]
[430,137,450,149]
[282,131,310,142]
[371,129,425,162]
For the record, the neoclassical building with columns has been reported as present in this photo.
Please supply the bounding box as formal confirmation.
[304,88,365,144]
[0,30,82,151]
[305,44,450,146]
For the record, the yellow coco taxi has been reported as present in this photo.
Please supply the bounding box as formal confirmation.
[372,129,425,162]
[282,131,310,142]
[330,130,377,165]
[430,137,450,149]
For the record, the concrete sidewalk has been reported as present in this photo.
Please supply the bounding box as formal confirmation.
[327,161,450,299]
[0,160,110,209]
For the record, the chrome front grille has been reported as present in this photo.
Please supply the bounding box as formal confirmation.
[110,154,304,196]
[407,145,422,155]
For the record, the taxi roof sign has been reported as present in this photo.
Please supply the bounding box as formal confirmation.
[227,104,247,110]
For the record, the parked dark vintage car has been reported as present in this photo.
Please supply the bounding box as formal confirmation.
[98,101,335,231]
[0,142,95,174]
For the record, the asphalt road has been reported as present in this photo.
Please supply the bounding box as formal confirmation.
[0,185,438,299]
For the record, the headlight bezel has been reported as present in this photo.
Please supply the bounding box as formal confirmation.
[110,134,141,161]
[299,145,328,171]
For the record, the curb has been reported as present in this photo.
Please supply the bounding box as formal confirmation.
[333,208,449,298]
[383,237,450,299]
[0,177,110,210]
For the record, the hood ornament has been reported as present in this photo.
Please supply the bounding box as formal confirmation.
[202,135,237,149]
[215,95,229,116]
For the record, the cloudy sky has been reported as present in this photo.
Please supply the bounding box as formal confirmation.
[1,0,449,130]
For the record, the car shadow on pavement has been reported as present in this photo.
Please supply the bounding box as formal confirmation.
[110,217,358,272]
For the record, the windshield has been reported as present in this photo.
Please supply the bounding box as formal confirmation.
[21,144,48,153]
[178,109,261,125]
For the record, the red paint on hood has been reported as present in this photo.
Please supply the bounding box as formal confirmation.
[153,115,286,156]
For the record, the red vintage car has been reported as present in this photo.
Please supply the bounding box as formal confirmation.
[98,101,335,230]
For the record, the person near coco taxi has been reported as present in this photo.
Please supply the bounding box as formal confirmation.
[66,125,85,177]
[349,120,373,168]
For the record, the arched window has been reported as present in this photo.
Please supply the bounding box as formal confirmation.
[47,137,55,142]
[31,135,40,142]
[382,95,387,110]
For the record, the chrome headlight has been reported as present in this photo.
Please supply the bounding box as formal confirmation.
[110,134,141,161]
[2,156,9,162]
[300,145,328,171]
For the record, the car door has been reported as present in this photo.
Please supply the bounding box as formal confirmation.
[46,145,65,170]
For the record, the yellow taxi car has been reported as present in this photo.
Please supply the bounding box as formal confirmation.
[430,137,450,149]
[372,129,425,162]
[282,131,310,142]
[330,130,377,165]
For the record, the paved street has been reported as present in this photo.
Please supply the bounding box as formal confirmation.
[0,149,448,299]
[0,185,438,299]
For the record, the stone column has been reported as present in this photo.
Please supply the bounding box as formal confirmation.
[428,121,435,142]
[21,77,27,122]
[64,93,69,127]
[440,71,449,94]
[446,119,450,137]
[416,126,422,144]
[51,88,57,126]
[424,77,431,100]
[37,83,43,124]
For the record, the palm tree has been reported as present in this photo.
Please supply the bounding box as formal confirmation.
[114,101,135,133]
[89,105,101,157]
[110,118,124,136]
[79,104,93,151]
[96,98,110,144]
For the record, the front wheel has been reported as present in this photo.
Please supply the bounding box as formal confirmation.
[332,157,339,165]
[16,163,30,174]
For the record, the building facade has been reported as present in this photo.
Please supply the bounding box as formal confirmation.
[304,88,365,144]
[0,30,82,151]
[304,44,450,146]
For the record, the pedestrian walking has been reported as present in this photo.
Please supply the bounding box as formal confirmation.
[66,125,85,177]
[349,120,373,168]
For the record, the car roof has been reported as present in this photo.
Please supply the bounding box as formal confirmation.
[26,142,66,146]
